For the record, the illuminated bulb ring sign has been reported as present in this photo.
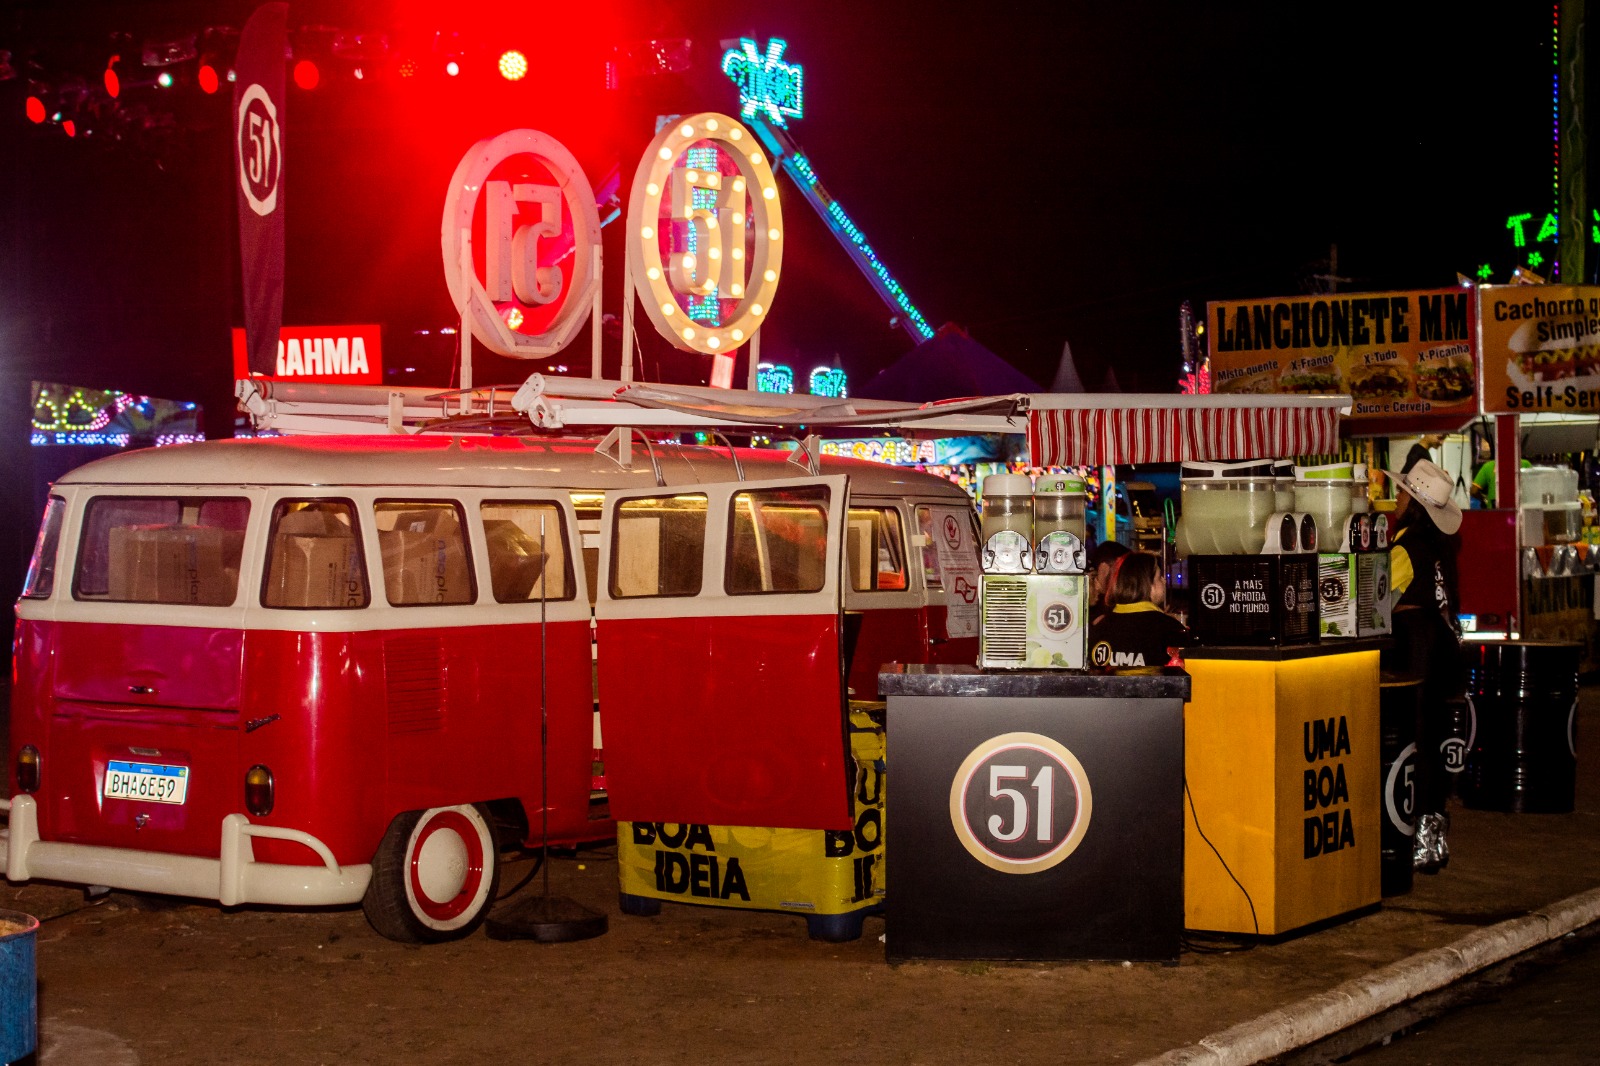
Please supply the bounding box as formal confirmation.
[627,112,783,357]
[441,129,602,359]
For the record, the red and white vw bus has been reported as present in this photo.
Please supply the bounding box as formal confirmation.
[2,433,977,940]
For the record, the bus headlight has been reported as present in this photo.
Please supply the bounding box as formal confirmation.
[244,764,274,816]
[16,745,40,792]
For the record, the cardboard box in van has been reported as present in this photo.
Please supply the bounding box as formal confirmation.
[269,533,365,609]
[109,525,242,606]
[379,509,471,604]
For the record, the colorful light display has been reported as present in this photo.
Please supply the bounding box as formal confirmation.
[756,362,794,393]
[721,38,804,129]
[809,366,848,398]
[31,383,202,447]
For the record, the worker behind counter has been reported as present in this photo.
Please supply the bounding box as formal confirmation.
[1086,551,1187,674]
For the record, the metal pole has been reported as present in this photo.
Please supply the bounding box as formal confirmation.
[591,246,604,380]
[1560,0,1587,282]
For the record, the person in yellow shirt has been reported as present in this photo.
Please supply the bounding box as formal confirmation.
[1384,459,1463,873]
[1086,552,1186,674]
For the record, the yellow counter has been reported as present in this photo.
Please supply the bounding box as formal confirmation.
[1183,644,1382,936]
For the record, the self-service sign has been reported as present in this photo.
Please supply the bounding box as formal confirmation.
[231,324,381,383]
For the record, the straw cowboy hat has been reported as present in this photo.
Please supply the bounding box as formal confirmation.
[1385,458,1462,535]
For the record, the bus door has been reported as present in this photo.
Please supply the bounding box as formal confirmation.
[594,475,853,832]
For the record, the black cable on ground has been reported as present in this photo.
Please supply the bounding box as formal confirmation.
[493,851,545,902]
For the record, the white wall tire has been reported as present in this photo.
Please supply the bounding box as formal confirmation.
[363,804,500,943]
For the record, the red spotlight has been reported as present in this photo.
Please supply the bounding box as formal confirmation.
[293,59,319,90]
[62,120,76,138]
[104,54,121,98]
[498,50,527,81]
[398,57,418,78]
[25,96,45,123]
[198,63,219,94]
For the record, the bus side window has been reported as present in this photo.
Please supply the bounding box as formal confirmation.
[373,501,475,606]
[262,500,369,609]
[480,501,574,603]
[610,494,707,598]
[727,486,829,595]
[22,496,66,599]
[915,505,942,590]
[846,506,908,592]
[74,495,249,606]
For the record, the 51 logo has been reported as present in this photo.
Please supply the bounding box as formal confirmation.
[948,732,1092,875]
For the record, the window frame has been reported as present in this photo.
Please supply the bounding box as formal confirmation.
[372,497,478,608]
[724,484,832,597]
[845,504,909,593]
[478,498,578,604]
[259,497,371,611]
[21,495,66,600]
[71,493,252,606]
[607,492,709,600]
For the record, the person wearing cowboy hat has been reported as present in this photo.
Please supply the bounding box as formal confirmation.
[1384,458,1464,874]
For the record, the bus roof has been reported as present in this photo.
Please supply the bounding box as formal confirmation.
[54,434,974,501]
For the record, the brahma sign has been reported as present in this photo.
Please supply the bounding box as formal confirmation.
[231,324,381,383]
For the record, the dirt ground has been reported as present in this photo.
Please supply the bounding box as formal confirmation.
[4,693,1599,1066]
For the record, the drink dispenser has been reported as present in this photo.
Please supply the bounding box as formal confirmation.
[1176,460,1277,556]
[1273,459,1296,513]
[1033,475,1087,573]
[1294,463,1355,550]
[980,473,1034,573]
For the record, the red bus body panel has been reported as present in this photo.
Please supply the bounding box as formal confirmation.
[599,613,853,831]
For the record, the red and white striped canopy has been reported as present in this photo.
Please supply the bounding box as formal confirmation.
[1026,394,1347,467]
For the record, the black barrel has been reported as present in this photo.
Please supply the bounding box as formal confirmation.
[1438,695,1473,798]
[1379,676,1422,896]
[1462,641,1581,814]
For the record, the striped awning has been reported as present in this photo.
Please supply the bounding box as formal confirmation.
[1026,395,1347,467]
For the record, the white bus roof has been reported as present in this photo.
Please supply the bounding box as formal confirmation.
[55,434,974,500]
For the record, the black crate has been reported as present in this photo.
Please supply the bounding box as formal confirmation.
[1186,554,1320,646]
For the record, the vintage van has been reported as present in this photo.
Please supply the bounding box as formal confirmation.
[2,434,978,941]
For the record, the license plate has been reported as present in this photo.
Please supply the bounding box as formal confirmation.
[104,760,189,805]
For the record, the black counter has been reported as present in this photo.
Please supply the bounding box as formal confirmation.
[1183,637,1388,662]
[878,663,1190,700]
[879,661,1184,962]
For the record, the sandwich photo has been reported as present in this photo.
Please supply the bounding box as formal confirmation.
[1508,319,1600,382]
[1278,369,1342,394]
[1347,362,1411,401]
[1216,363,1280,395]
[1415,348,1475,402]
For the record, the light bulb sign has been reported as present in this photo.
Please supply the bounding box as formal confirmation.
[721,38,804,129]
[627,112,784,357]
[441,129,602,358]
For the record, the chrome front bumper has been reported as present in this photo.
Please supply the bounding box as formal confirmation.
[0,795,370,907]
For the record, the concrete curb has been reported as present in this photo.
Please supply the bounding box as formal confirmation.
[1138,885,1600,1066]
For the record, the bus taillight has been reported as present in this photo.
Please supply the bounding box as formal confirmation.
[244,764,275,816]
[15,745,41,792]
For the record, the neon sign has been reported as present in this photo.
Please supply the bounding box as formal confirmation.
[809,366,847,398]
[756,362,794,393]
[721,38,804,129]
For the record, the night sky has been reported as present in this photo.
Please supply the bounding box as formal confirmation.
[0,1,1572,428]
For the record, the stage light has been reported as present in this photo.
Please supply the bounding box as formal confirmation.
[498,50,527,81]
[398,58,418,78]
[156,71,173,88]
[198,63,218,94]
[293,60,319,90]
[62,120,75,138]
[104,55,121,98]
[353,67,364,80]
[25,96,44,123]
[445,60,460,77]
